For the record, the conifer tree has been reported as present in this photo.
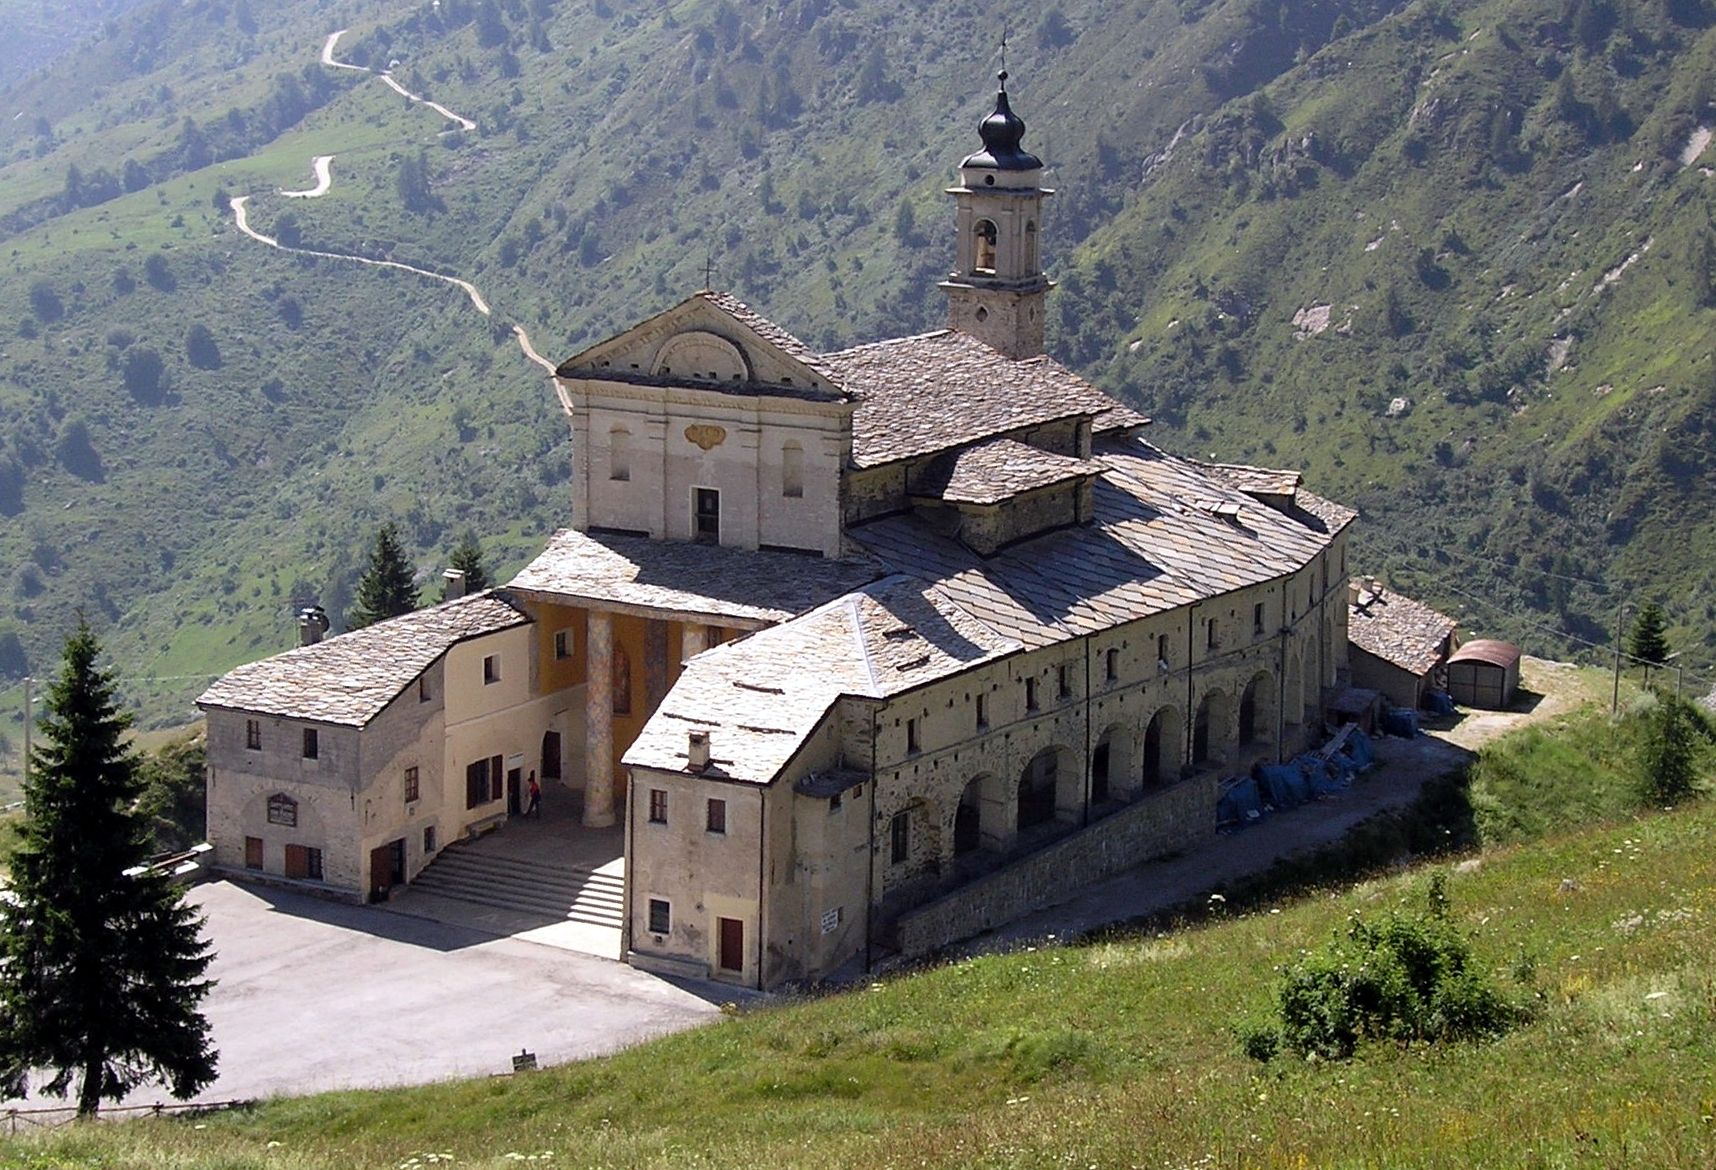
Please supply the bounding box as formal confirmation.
[0,621,216,1116]
[447,532,490,597]
[1628,601,1670,685]
[348,522,419,629]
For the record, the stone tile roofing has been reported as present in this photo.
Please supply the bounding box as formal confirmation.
[1196,461,1304,497]
[508,527,881,624]
[1348,585,1458,676]
[696,290,832,375]
[196,592,530,726]
[817,330,1130,468]
[849,437,1355,649]
[624,575,1018,784]
[914,437,1101,505]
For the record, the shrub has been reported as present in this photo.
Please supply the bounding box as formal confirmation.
[1258,875,1524,1061]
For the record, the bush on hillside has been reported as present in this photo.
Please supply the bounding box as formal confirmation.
[1635,692,1716,806]
[1247,876,1526,1062]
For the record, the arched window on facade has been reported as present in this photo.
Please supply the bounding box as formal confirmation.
[608,426,630,482]
[974,219,998,274]
[782,441,804,499]
[1024,219,1038,271]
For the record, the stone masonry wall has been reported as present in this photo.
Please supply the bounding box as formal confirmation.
[891,773,1216,957]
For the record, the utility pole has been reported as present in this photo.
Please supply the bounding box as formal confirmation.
[1611,603,1631,715]
[21,675,31,789]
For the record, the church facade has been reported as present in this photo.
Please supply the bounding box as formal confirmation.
[199,76,1354,989]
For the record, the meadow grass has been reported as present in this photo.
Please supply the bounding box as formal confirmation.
[3,708,1713,1168]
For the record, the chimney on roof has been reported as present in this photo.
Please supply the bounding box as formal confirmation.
[687,729,711,772]
[297,605,329,647]
[443,569,468,600]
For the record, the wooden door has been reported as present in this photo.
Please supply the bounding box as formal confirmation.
[507,768,522,815]
[244,836,263,870]
[284,843,311,879]
[717,916,744,974]
[369,840,404,900]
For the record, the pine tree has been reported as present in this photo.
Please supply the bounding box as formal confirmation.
[0,621,216,1116]
[348,522,419,629]
[1628,601,1670,686]
[447,532,490,597]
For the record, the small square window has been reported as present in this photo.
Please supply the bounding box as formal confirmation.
[268,793,298,827]
[554,629,571,660]
[245,718,262,751]
[648,898,671,935]
[906,718,921,754]
[404,766,420,803]
[482,654,500,685]
[648,788,667,824]
[301,727,319,760]
[706,798,727,834]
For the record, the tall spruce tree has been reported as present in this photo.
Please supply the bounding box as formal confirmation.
[348,522,419,629]
[447,531,490,597]
[0,621,216,1115]
[1628,601,1670,686]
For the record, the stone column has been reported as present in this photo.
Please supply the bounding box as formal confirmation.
[584,610,615,828]
[680,622,709,662]
[644,620,670,710]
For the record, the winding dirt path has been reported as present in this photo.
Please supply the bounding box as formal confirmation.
[233,27,561,407]
[281,154,334,198]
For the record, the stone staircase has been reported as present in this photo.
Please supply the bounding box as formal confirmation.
[406,845,624,931]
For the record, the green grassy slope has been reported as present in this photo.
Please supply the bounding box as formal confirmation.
[2,0,1715,793]
[4,723,1713,1168]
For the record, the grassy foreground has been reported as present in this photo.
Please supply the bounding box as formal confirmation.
[6,794,1715,1166]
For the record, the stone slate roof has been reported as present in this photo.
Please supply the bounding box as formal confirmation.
[914,437,1101,505]
[696,291,833,376]
[1196,461,1304,498]
[508,528,881,624]
[1347,585,1457,676]
[196,592,530,727]
[817,331,1129,468]
[849,437,1355,649]
[624,575,1018,784]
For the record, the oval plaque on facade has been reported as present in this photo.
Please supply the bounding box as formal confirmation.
[685,424,727,451]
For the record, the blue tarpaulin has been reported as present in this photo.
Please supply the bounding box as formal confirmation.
[1380,707,1420,737]
[1340,727,1375,770]
[1424,690,1455,715]
[1218,777,1262,825]
[1257,763,1310,809]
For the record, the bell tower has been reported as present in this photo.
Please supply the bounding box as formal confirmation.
[940,70,1055,359]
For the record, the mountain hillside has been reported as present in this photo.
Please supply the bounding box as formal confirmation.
[1,0,1713,790]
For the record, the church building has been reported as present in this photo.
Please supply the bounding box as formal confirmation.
[199,74,1355,988]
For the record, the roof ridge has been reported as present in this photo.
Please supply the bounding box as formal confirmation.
[845,594,881,695]
[817,329,953,359]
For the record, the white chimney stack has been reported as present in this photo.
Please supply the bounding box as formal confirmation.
[443,568,468,599]
[687,729,710,771]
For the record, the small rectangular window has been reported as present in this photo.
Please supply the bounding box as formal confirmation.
[1057,664,1072,699]
[975,692,989,729]
[245,718,262,751]
[648,788,667,824]
[1025,676,1039,712]
[1105,647,1119,683]
[648,898,671,935]
[828,792,842,811]
[418,675,431,703]
[1254,602,1266,635]
[706,798,727,834]
[424,826,437,855]
[694,487,721,544]
[890,809,909,864]
[553,630,571,660]
[906,718,921,754]
[1157,633,1171,668]
[1207,619,1219,650]
[301,727,319,760]
[483,654,500,685]
[404,766,420,803]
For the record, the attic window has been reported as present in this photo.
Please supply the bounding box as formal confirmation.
[268,793,298,827]
[882,627,916,641]
[897,655,931,672]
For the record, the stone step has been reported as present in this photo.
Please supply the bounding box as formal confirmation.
[413,862,622,907]
[404,881,624,929]
[437,847,623,890]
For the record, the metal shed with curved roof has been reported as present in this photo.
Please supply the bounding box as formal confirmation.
[1446,639,1522,709]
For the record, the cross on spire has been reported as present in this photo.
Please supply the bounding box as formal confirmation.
[997,26,1010,87]
[702,252,717,291]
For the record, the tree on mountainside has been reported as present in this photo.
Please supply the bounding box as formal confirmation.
[1636,692,1712,805]
[397,150,434,214]
[348,522,419,629]
[0,621,217,1116]
[184,323,221,370]
[1629,602,1670,683]
[447,532,490,596]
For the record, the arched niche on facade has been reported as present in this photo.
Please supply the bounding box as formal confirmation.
[652,330,751,383]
